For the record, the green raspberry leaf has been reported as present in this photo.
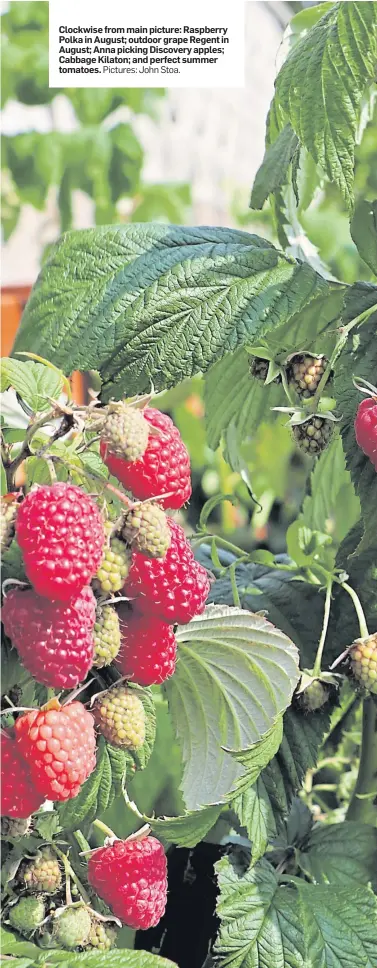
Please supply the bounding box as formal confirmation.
[57,737,127,830]
[126,685,156,773]
[167,604,299,810]
[250,123,299,210]
[298,821,377,889]
[215,855,377,967]
[274,1,377,209]
[13,225,327,397]
[126,800,223,848]
[1,359,65,412]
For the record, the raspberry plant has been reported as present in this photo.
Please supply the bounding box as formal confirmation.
[1,4,377,967]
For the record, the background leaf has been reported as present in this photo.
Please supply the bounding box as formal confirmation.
[167,604,299,810]
[350,198,377,275]
[274,2,377,209]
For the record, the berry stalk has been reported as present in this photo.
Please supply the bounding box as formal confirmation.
[312,579,333,677]
[346,698,377,824]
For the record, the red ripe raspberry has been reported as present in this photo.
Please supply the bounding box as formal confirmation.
[88,835,167,930]
[1,732,45,818]
[2,586,96,690]
[14,700,96,802]
[117,605,177,685]
[123,519,210,625]
[16,483,105,602]
[355,397,377,469]
[100,408,191,510]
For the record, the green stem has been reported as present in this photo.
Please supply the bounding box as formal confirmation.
[339,581,369,639]
[191,533,247,559]
[53,845,90,904]
[312,579,333,676]
[346,698,377,824]
[92,818,117,840]
[229,563,241,608]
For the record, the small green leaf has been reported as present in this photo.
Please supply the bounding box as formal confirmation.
[167,604,299,809]
[232,776,278,863]
[286,520,332,569]
[57,737,127,830]
[1,358,64,412]
[351,198,377,275]
[13,225,327,396]
[250,124,299,210]
[126,685,156,773]
[145,804,222,848]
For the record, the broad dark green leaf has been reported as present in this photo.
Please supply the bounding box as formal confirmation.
[13,225,327,397]
[296,435,360,554]
[215,856,377,967]
[250,124,299,210]
[274,2,377,209]
[167,604,299,809]
[298,821,377,889]
[351,198,377,275]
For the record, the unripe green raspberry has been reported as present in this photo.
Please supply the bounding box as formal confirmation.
[53,906,92,949]
[93,605,121,668]
[1,496,17,551]
[122,502,171,558]
[93,682,146,749]
[292,416,333,455]
[94,536,132,594]
[9,896,45,936]
[288,354,328,400]
[102,406,149,461]
[88,918,118,950]
[299,679,329,711]
[349,633,377,694]
[19,847,62,895]
[1,816,31,840]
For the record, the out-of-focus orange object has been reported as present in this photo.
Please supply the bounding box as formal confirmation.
[1,286,88,404]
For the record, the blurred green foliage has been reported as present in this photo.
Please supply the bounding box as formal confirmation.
[1,1,191,238]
